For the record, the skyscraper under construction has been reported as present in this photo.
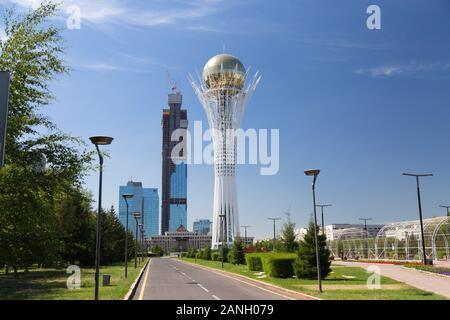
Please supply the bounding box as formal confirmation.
[161,89,188,234]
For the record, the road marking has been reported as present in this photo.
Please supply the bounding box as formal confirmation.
[212,295,220,300]
[178,260,297,300]
[197,283,210,293]
[138,259,152,300]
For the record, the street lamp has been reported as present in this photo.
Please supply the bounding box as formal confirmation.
[240,225,251,248]
[359,217,372,259]
[139,223,144,263]
[133,212,141,268]
[219,214,225,269]
[267,218,281,250]
[402,173,433,265]
[305,169,322,293]
[439,205,450,216]
[90,135,113,301]
[122,193,133,278]
[316,204,332,235]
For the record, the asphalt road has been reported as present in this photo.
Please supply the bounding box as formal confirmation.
[133,258,292,300]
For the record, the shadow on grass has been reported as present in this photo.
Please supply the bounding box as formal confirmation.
[0,270,69,300]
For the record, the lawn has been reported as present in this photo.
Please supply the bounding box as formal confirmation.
[180,258,447,300]
[0,259,148,300]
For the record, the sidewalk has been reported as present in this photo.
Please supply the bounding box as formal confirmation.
[334,261,450,298]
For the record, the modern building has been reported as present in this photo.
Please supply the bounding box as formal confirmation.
[148,225,211,253]
[119,181,159,238]
[161,90,188,234]
[193,219,212,235]
[191,53,261,249]
[325,224,384,240]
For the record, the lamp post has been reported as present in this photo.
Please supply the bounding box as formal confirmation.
[439,205,450,216]
[133,212,141,268]
[139,224,144,263]
[122,193,133,278]
[90,136,113,301]
[267,218,281,250]
[402,173,433,265]
[316,204,332,235]
[240,225,251,248]
[219,214,225,269]
[359,217,372,259]
[305,169,322,293]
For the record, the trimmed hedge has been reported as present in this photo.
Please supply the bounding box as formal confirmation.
[246,255,263,271]
[245,253,297,278]
[263,256,296,278]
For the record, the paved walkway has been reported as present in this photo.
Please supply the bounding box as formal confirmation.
[334,261,450,298]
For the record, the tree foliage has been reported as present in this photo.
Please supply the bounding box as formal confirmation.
[293,221,331,279]
[280,212,299,252]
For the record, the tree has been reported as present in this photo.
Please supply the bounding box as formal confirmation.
[0,2,93,272]
[56,189,95,266]
[203,244,212,260]
[229,238,245,265]
[280,212,299,252]
[293,221,331,279]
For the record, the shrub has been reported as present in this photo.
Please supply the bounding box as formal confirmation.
[195,252,202,259]
[211,252,220,261]
[246,255,263,271]
[219,246,229,263]
[263,256,296,278]
[180,252,188,258]
[229,239,246,265]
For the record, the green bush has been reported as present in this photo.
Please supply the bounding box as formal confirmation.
[263,256,296,278]
[211,252,220,261]
[229,239,246,265]
[246,255,263,271]
[195,252,202,259]
[219,246,229,263]
[180,252,188,258]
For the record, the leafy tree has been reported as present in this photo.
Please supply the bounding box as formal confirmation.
[229,238,245,265]
[56,189,95,266]
[218,245,229,262]
[293,221,331,279]
[280,212,299,252]
[100,206,128,265]
[203,244,212,260]
[0,2,93,272]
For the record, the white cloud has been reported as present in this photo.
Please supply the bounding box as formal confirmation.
[0,0,228,30]
[354,61,450,78]
[82,63,124,72]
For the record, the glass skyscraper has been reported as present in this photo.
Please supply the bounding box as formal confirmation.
[193,219,212,235]
[161,91,188,233]
[119,181,159,238]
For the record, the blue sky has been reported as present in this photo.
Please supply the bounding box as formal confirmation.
[2,0,450,239]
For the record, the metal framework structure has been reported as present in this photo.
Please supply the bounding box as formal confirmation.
[190,54,261,249]
[327,216,449,261]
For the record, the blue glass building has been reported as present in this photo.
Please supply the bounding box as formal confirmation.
[119,181,159,238]
[193,219,212,235]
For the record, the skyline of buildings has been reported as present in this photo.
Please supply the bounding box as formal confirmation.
[161,91,188,234]
[118,181,159,237]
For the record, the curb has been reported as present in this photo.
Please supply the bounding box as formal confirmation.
[123,259,150,300]
[400,266,450,279]
[176,258,321,301]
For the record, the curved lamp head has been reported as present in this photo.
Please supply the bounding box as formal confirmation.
[138,223,143,228]
[304,169,320,177]
[89,136,114,146]
[122,193,134,200]
[132,212,141,219]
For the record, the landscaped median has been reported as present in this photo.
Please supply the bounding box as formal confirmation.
[179,256,447,300]
[0,259,148,300]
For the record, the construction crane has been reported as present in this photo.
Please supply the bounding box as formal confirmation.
[166,70,179,94]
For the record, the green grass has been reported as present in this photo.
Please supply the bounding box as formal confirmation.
[0,259,148,300]
[180,258,447,300]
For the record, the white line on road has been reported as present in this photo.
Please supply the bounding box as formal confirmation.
[212,295,220,300]
[197,283,210,293]
[138,259,152,300]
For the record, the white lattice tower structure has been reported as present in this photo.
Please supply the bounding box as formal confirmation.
[190,54,260,249]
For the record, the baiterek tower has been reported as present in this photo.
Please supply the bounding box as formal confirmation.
[191,53,260,249]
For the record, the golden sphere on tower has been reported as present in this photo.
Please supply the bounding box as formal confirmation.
[203,54,246,90]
